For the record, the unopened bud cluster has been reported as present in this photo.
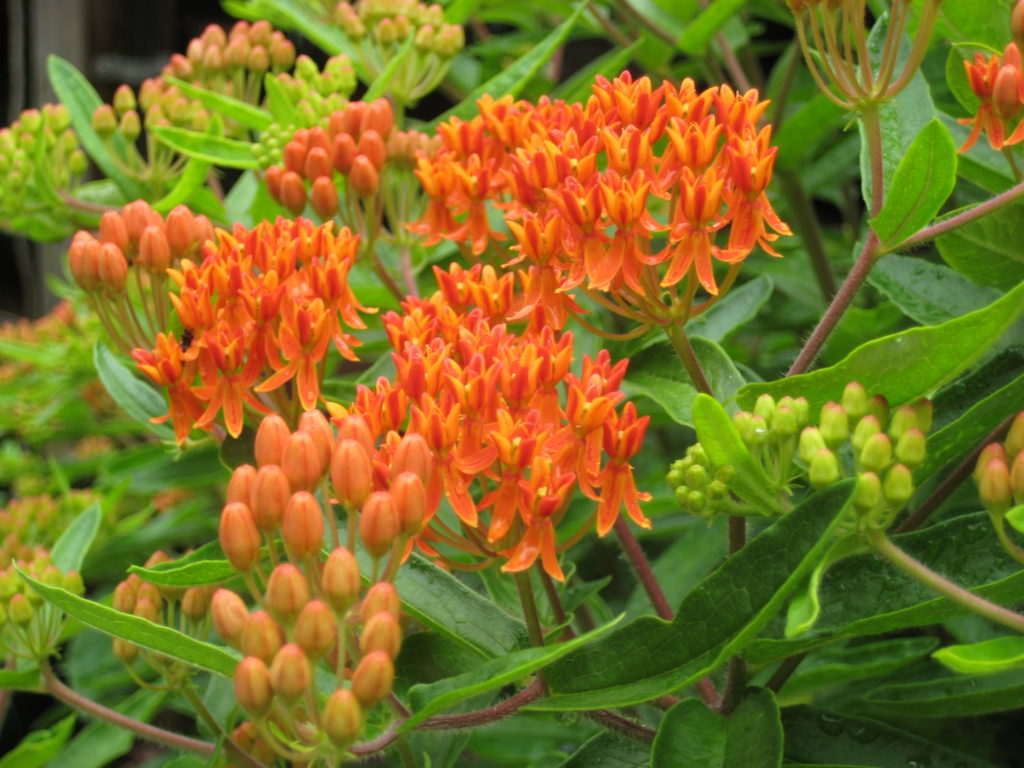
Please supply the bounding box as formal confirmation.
[973,412,1024,563]
[212,411,425,759]
[0,104,87,238]
[333,0,464,104]
[0,549,84,659]
[1,491,103,563]
[110,550,215,678]
[666,444,736,517]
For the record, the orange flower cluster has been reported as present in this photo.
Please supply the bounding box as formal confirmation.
[335,262,651,581]
[960,42,1024,152]
[132,218,371,442]
[410,71,789,326]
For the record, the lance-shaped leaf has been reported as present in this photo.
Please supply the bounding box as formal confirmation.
[93,343,173,440]
[164,77,272,131]
[863,671,1024,717]
[933,635,1024,675]
[51,503,102,573]
[152,126,259,169]
[556,733,651,768]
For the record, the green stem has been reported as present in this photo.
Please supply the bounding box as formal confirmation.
[513,571,546,647]
[865,530,1024,634]
[664,322,714,396]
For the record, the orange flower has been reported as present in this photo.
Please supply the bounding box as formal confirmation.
[959,43,1024,152]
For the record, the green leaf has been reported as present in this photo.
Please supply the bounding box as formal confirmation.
[652,689,782,768]
[129,555,235,588]
[51,502,102,572]
[534,482,854,710]
[220,425,257,470]
[0,338,60,366]
[871,120,957,249]
[401,617,622,731]
[737,281,1024,413]
[775,95,846,171]
[151,126,259,168]
[933,635,1024,675]
[19,568,238,677]
[935,0,1013,49]
[936,203,1024,290]
[164,77,273,131]
[430,2,588,127]
[693,394,783,514]
[47,56,147,200]
[863,670,1024,717]
[444,0,481,23]
[93,342,173,440]
[263,72,300,125]
[745,512,1024,666]
[552,40,643,104]
[153,114,227,215]
[0,716,75,768]
[675,0,745,54]
[686,276,774,343]
[1007,504,1024,534]
[623,339,745,426]
[782,706,998,768]
[867,253,1000,326]
[557,733,651,768]
[47,689,165,768]
[0,666,42,691]
[364,35,416,102]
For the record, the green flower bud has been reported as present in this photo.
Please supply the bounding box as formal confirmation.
[92,105,117,138]
[912,398,934,435]
[746,414,769,447]
[859,432,893,473]
[754,393,776,423]
[666,468,685,490]
[809,448,840,489]
[686,490,707,514]
[888,405,918,441]
[854,471,882,512]
[867,395,890,428]
[895,428,926,468]
[851,414,881,453]
[706,479,728,501]
[978,458,1013,516]
[771,405,798,438]
[295,55,318,82]
[674,485,690,507]
[19,108,42,133]
[733,411,754,444]
[685,464,709,491]
[63,570,85,596]
[113,85,137,115]
[687,443,709,467]
[883,464,914,507]
[819,402,848,448]
[714,465,736,484]
[841,381,869,423]
[119,110,141,141]
[9,593,33,625]
[45,103,71,131]
[69,149,88,176]
[799,426,827,464]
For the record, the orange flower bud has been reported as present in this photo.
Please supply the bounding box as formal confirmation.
[269,643,311,703]
[390,432,432,484]
[323,688,363,747]
[322,547,361,612]
[248,44,269,72]
[212,588,249,647]
[139,224,171,272]
[69,235,101,291]
[279,170,307,215]
[220,502,262,571]
[228,464,258,505]
[340,101,366,137]
[336,414,375,455]
[182,586,211,620]
[360,492,399,558]
[332,132,358,175]
[390,471,427,535]
[271,38,296,70]
[359,611,402,658]
[113,637,139,664]
[994,65,1023,119]
[976,443,1008,480]
[123,200,161,242]
[979,458,1013,515]
[283,140,307,175]
[282,491,325,558]
[193,214,215,247]
[331,439,374,509]
[255,414,291,467]
[113,579,138,613]
[361,98,394,138]
[137,581,162,607]
[308,126,331,153]
[166,205,197,257]
[311,176,339,219]
[360,581,400,623]
[97,242,128,292]
[99,210,130,251]
[265,563,311,623]
[349,154,379,198]
[241,610,285,663]
[282,430,325,491]
[265,164,284,202]
[1015,0,1024,49]
[357,129,387,170]
[351,650,394,707]
[299,410,334,469]
[133,596,160,624]
[294,599,337,659]
[252,464,290,531]
[304,146,333,180]
[234,657,274,717]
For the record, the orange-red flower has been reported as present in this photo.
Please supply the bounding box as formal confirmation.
[959,42,1024,152]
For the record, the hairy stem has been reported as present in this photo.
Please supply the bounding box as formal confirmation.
[614,516,673,621]
[866,530,1024,633]
[514,570,546,647]
[664,322,714,396]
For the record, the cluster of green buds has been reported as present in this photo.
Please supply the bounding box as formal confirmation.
[798,382,930,531]
[666,445,736,517]
[0,491,102,563]
[787,0,942,110]
[262,99,438,253]
[0,551,84,659]
[203,409,428,762]
[974,411,1024,565]
[111,551,215,685]
[334,0,465,104]
[0,104,87,237]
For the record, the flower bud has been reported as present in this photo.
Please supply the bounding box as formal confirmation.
[706,479,728,501]
[255,414,290,467]
[771,405,798,438]
[133,597,160,624]
[324,688,363,747]
[809,448,840,489]
[853,471,882,512]
[866,395,890,429]
[859,433,893,473]
[883,464,914,507]
[228,464,258,505]
[252,464,290,531]
[888,405,919,441]
[979,458,1013,515]
[113,637,139,664]
[234,657,274,717]
[1007,411,1024,461]
[241,610,285,663]
[799,426,826,464]
[304,146,333,179]
[281,491,325,559]
[753,393,776,423]
[212,588,249,647]
[842,382,869,423]
[299,410,334,470]
[99,211,130,251]
[113,579,138,613]
[360,581,400,623]
[294,599,337,659]
[92,105,117,137]
[1014,0,1024,49]
[9,593,32,625]
[113,84,137,115]
[332,132,358,174]
[323,547,361,612]
[994,65,1022,119]
[248,44,270,72]
[976,443,1008,480]
[332,439,374,508]
[166,205,197,257]
[819,402,848,448]
[895,428,926,468]
[265,563,311,623]
[97,243,129,293]
[271,38,296,70]
[265,164,284,202]
[284,139,307,175]
[119,109,141,141]
[361,99,394,138]
[391,471,427,535]
[282,430,325,491]
[220,502,262,571]
[851,414,881,453]
[1012,451,1024,505]
[360,610,402,658]
[279,170,307,215]
[352,650,394,707]
[311,176,339,219]
[390,432,432,483]
[182,586,211,620]
[269,643,311,703]
[357,129,387,170]
[360,492,399,558]
[349,154,379,197]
